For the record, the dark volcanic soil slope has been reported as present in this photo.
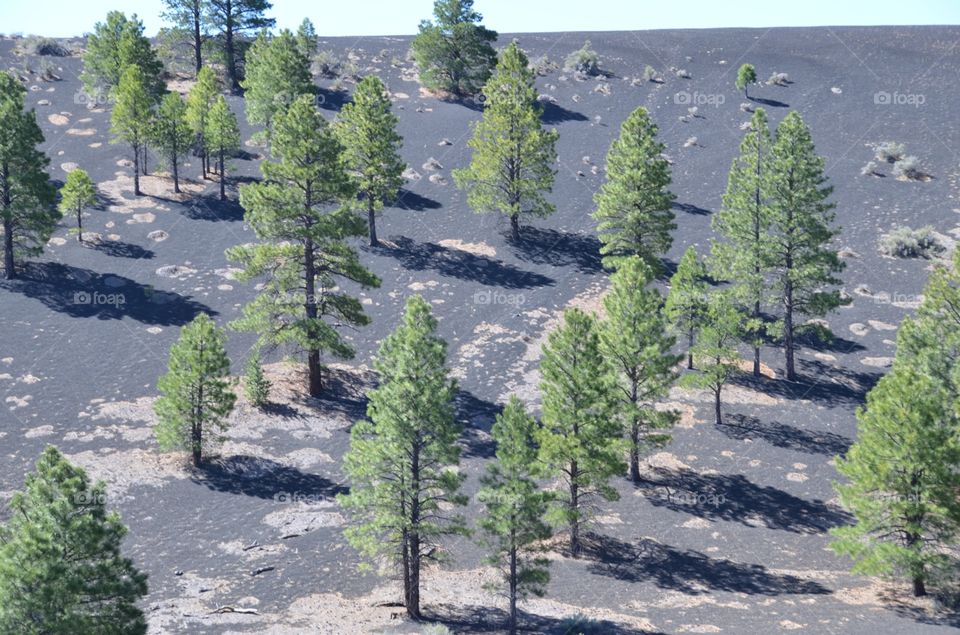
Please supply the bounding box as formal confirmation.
[1,25,959,634]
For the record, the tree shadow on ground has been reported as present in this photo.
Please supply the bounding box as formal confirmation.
[0,261,213,326]
[882,592,960,629]
[541,101,589,124]
[89,239,155,259]
[382,235,554,289]
[455,389,502,459]
[672,201,711,216]
[424,601,661,634]
[728,361,880,408]
[794,329,866,354]
[635,467,848,534]
[748,96,789,108]
[392,188,442,211]
[581,533,831,595]
[509,226,603,274]
[719,413,852,456]
[316,86,349,112]
[182,194,245,222]
[191,455,347,500]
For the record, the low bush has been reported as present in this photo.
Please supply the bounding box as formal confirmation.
[879,225,944,259]
[564,41,600,76]
[312,49,341,78]
[892,155,923,179]
[19,35,70,57]
[559,614,606,634]
[875,141,906,163]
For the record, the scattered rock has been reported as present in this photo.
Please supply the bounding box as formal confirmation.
[47,113,69,125]
[147,230,169,242]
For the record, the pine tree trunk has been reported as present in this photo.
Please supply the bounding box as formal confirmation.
[225,1,240,93]
[510,213,520,241]
[408,446,422,619]
[687,330,695,370]
[913,576,926,597]
[173,153,180,194]
[219,147,226,200]
[77,205,83,243]
[569,459,580,557]
[784,278,795,381]
[714,385,722,425]
[509,539,518,634]
[629,379,641,483]
[192,382,203,466]
[368,197,378,247]
[401,527,411,612]
[2,162,14,279]
[192,0,203,75]
[141,145,148,176]
[303,236,323,397]
[133,145,142,196]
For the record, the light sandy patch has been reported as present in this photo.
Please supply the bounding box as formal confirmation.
[849,323,869,336]
[217,539,289,561]
[677,625,721,633]
[147,230,169,242]
[25,425,55,438]
[861,356,893,368]
[66,128,96,136]
[89,142,102,148]
[787,472,808,483]
[156,264,198,278]
[166,76,197,94]
[733,358,777,378]
[17,374,40,384]
[60,161,79,172]
[452,322,524,379]
[671,384,781,406]
[128,212,155,224]
[814,352,836,362]
[48,113,69,125]
[64,448,188,499]
[6,395,32,409]
[437,238,496,258]
[48,236,67,246]
[261,500,345,538]
[682,517,712,529]
[780,620,805,630]
[407,280,439,292]
[868,319,897,331]
[658,400,699,428]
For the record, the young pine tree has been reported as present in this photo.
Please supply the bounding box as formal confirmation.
[186,66,219,178]
[154,313,236,466]
[536,308,624,557]
[736,63,757,98]
[711,107,773,378]
[295,17,318,59]
[341,296,466,620]
[0,446,148,634]
[151,91,192,193]
[681,291,743,425]
[205,95,241,200]
[412,0,498,96]
[665,246,709,369]
[0,72,57,279]
[599,257,681,483]
[58,168,97,243]
[454,41,557,241]
[477,397,552,635]
[335,75,405,247]
[82,11,166,101]
[110,65,154,196]
[227,95,380,398]
[767,111,845,381]
[243,349,271,408]
[593,106,676,272]
[241,29,314,139]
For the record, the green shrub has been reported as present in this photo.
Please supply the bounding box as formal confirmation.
[19,35,70,57]
[892,155,923,179]
[558,614,606,634]
[879,225,944,259]
[875,141,905,163]
[564,41,600,76]
[313,49,341,78]
[244,351,271,408]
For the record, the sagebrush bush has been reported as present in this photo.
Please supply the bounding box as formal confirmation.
[875,141,905,163]
[564,41,600,76]
[860,161,878,176]
[19,35,70,57]
[530,55,558,76]
[767,71,789,85]
[879,225,944,259]
[559,614,606,634]
[312,49,341,78]
[642,64,657,82]
[892,155,923,179]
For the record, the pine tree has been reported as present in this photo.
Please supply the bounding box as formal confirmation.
[335,75,405,247]
[226,95,380,398]
[711,108,773,377]
[295,17,318,59]
[151,92,193,194]
[205,95,241,200]
[110,65,154,197]
[592,106,676,272]
[0,72,57,280]
[599,257,681,483]
[244,349,271,407]
[536,308,623,557]
[161,0,207,74]
[58,168,97,243]
[0,446,148,634]
[665,246,709,370]
[186,66,219,178]
[206,0,276,92]
[412,0,498,96]
[454,41,558,241]
[154,313,236,466]
[736,63,757,98]
[477,397,552,635]
[241,29,314,138]
[341,296,466,620]
[82,11,165,102]
[767,111,845,381]
[681,291,743,425]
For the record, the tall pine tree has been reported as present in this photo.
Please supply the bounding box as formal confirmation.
[160,0,207,74]
[58,168,97,243]
[0,446,148,634]
[206,0,276,93]
[227,95,380,397]
[341,296,466,619]
[0,72,57,279]
[154,313,236,466]
[536,308,623,557]
[241,29,313,139]
[681,291,743,425]
[412,0,498,96]
[665,246,709,370]
[205,95,241,200]
[335,75,405,247]
[454,41,557,241]
[186,66,219,178]
[82,11,165,102]
[711,107,774,378]
[110,65,154,196]
[151,91,193,193]
[593,106,676,272]
[599,257,680,483]
[767,111,845,381]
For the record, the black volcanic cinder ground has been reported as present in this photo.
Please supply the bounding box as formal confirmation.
[2,25,960,633]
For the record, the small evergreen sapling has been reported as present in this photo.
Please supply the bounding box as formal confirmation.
[244,350,271,407]
[58,168,97,243]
